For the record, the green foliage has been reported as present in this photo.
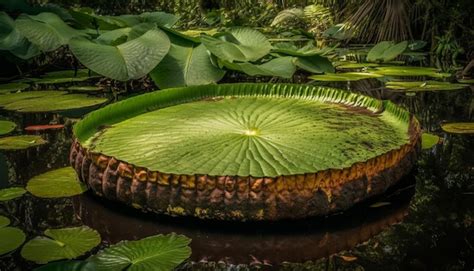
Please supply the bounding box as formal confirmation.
[88,234,191,271]
[367,41,408,63]
[26,167,87,198]
[34,261,97,271]
[0,215,26,255]
[370,66,451,78]
[386,81,468,92]
[0,120,16,135]
[421,133,440,149]
[0,135,47,150]
[441,123,474,134]
[0,187,26,201]
[21,226,101,264]
[220,57,296,78]
[309,72,383,82]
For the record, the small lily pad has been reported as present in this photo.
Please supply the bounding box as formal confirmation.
[21,226,101,264]
[441,122,474,134]
[32,70,99,85]
[336,62,381,70]
[0,91,108,113]
[88,234,191,271]
[34,260,97,271]
[0,187,26,201]
[26,167,87,198]
[422,133,440,149]
[0,83,30,94]
[309,72,383,82]
[0,120,16,135]
[0,135,47,150]
[0,215,26,255]
[67,86,104,93]
[386,81,469,92]
[458,78,474,84]
[371,66,451,78]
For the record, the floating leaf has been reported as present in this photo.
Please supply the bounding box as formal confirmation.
[371,66,451,78]
[0,120,16,135]
[69,28,170,81]
[309,72,383,82]
[458,78,474,84]
[88,234,191,271]
[26,167,87,198]
[0,215,26,255]
[221,57,296,78]
[335,62,381,70]
[67,86,104,93]
[0,91,107,113]
[34,260,97,271]
[386,81,468,92]
[367,41,408,63]
[32,69,98,85]
[21,226,101,264]
[0,82,30,94]
[0,135,46,150]
[441,122,474,134]
[201,28,271,62]
[15,12,85,52]
[150,43,225,89]
[0,187,26,201]
[421,133,440,149]
[369,202,391,208]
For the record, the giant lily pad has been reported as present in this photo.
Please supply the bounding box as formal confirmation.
[309,72,383,81]
[0,187,26,201]
[32,69,99,85]
[441,122,474,134]
[26,167,87,198]
[21,226,101,264]
[0,135,46,150]
[0,82,30,94]
[371,66,451,78]
[0,91,107,113]
[71,83,421,220]
[0,120,16,135]
[0,215,26,255]
[386,81,469,92]
[88,234,191,271]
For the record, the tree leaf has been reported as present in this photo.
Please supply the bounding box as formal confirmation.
[88,234,191,271]
[150,43,225,88]
[0,187,26,201]
[221,57,296,78]
[69,28,170,81]
[26,167,87,198]
[21,226,101,264]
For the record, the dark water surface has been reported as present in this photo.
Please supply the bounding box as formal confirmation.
[0,82,473,270]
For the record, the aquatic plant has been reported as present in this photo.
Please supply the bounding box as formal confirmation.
[26,167,87,198]
[0,215,26,255]
[0,187,26,201]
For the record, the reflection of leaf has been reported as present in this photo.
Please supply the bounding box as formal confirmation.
[89,234,191,271]
[21,226,101,264]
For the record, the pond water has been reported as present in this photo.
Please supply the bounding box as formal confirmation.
[0,79,473,270]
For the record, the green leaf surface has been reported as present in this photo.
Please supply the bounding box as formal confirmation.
[150,43,225,89]
[386,81,468,92]
[34,260,97,271]
[0,135,46,150]
[421,133,440,149]
[201,28,271,62]
[371,66,451,78]
[32,69,98,85]
[0,12,40,59]
[15,12,85,52]
[0,83,30,94]
[309,72,383,81]
[335,62,381,70]
[367,41,408,62]
[441,122,474,134]
[21,226,101,264]
[78,84,411,177]
[295,55,334,73]
[0,215,9,227]
[221,57,296,78]
[0,91,107,113]
[69,29,170,81]
[88,234,191,271]
[0,120,16,135]
[26,167,87,198]
[0,215,26,255]
[67,86,104,93]
[0,187,26,201]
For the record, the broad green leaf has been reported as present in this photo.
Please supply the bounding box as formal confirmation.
[441,122,474,134]
[138,12,178,27]
[371,66,451,78]
[0,82,29,94]
[221,57,296,78]
[0,187,26,201]
[335,62,381,70]
[34,260,97,271]
[0,135,46,150]
[88,234,191,271]
[67,86,104,93]
[77,84,411,178]
[0,120,16,135]
[0,91,107,113]
[323,23,353,40]
[69,29,170,81]
[0,215,9,227]
[69,8,127,30]
[26,167,87,198]
[32,69,99,85]
[201,28,271,62]
[421,133,440,149]
[295,55,334,73]
[150,43,226,89]
[0,215,26,256]
[309,72,383,81]
[15,12,85,52]
[386,81,468,92]
[21,226,101,264]
[367,41,408,62]
[0,12,40,59]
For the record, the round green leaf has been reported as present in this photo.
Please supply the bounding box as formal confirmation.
[0,215,26,256]
[386,81,469,92]
[0,82,30,94]
[88,234,191,271]
[0,187,26,201]
[441,122,474,134]
[26,167,87,198]
[21,226,101,264]
[371,66,451,78]
[421,133,440,149]
[34,260,97,271]
[69,28,170,81]
[0,215,10,227]
[309,72,383,82]
[0,120,16,135]
[32,69,98,85]
[0,91,107,113]
[0,135,47,150]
